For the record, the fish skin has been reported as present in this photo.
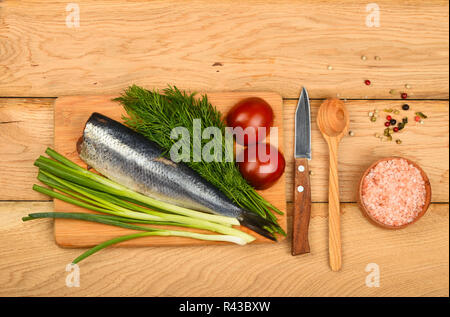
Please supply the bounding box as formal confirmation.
[78,113,275,240]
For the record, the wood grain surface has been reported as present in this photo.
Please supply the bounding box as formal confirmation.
[0,98,54,200]
[0,97,448,296]
[284,100,450,203]
[0,0,448,99]
[0,0,448,297]
[53,92,286,246]
[2,99,448,203]
[0,201,447,297]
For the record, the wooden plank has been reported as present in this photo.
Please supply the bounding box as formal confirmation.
[0,98,54,200]
[1,98,448,202]
[284,100,450,203]
[0,0,448,99]
[52,93,286,246]
[0,201,447,296]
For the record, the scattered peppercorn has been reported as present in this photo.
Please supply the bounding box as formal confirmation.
[405,84,411,89]
[389,89,397,95]
[415,112,428,119]
[401,92,408,99]
[349,131,355,136]
[361,55,367,61]
[371,102,428,145]
[365,80,371,86]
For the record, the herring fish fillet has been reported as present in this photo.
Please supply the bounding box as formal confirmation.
[77,113,275,240]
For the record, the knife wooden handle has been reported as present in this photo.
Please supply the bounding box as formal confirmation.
[292,158,311,255]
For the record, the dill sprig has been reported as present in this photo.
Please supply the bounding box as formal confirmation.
[115,85,285,236]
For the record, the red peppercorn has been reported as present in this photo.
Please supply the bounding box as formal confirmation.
[365,80,371,86]
[393,127,399,132]
[385,121,391,127]
[415,116,420,122]
[386,115,392,121]
[401,92,408,99]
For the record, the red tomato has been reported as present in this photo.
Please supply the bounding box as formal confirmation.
[237,143,285,190]
[226,97,274,145]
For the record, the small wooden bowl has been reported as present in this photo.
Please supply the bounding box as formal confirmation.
[357,157,432,229]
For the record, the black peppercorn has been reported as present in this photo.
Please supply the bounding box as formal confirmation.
[390,119,397,125]
[402,104,410,110]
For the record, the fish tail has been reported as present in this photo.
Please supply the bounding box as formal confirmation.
[237,212,277,241]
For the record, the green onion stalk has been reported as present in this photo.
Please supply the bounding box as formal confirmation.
[23,212,248,264]
[25,148,260,263]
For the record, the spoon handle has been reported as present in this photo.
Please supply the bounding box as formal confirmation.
[327,139,342,271]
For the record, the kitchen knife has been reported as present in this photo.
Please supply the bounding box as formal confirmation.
[292,87,312,255]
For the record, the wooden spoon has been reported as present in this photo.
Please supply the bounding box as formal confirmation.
[316,98,349,271]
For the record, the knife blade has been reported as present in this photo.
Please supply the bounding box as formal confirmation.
[292,87,312,255]
[295,87,311,159]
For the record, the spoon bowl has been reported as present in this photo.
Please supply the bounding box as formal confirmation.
[317,98,349,139]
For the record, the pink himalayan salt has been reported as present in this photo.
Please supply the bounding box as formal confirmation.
[361,158,426,227]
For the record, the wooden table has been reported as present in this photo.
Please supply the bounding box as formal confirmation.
[0,0,448,297]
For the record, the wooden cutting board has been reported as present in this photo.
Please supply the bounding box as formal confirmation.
[53,92,286,247]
